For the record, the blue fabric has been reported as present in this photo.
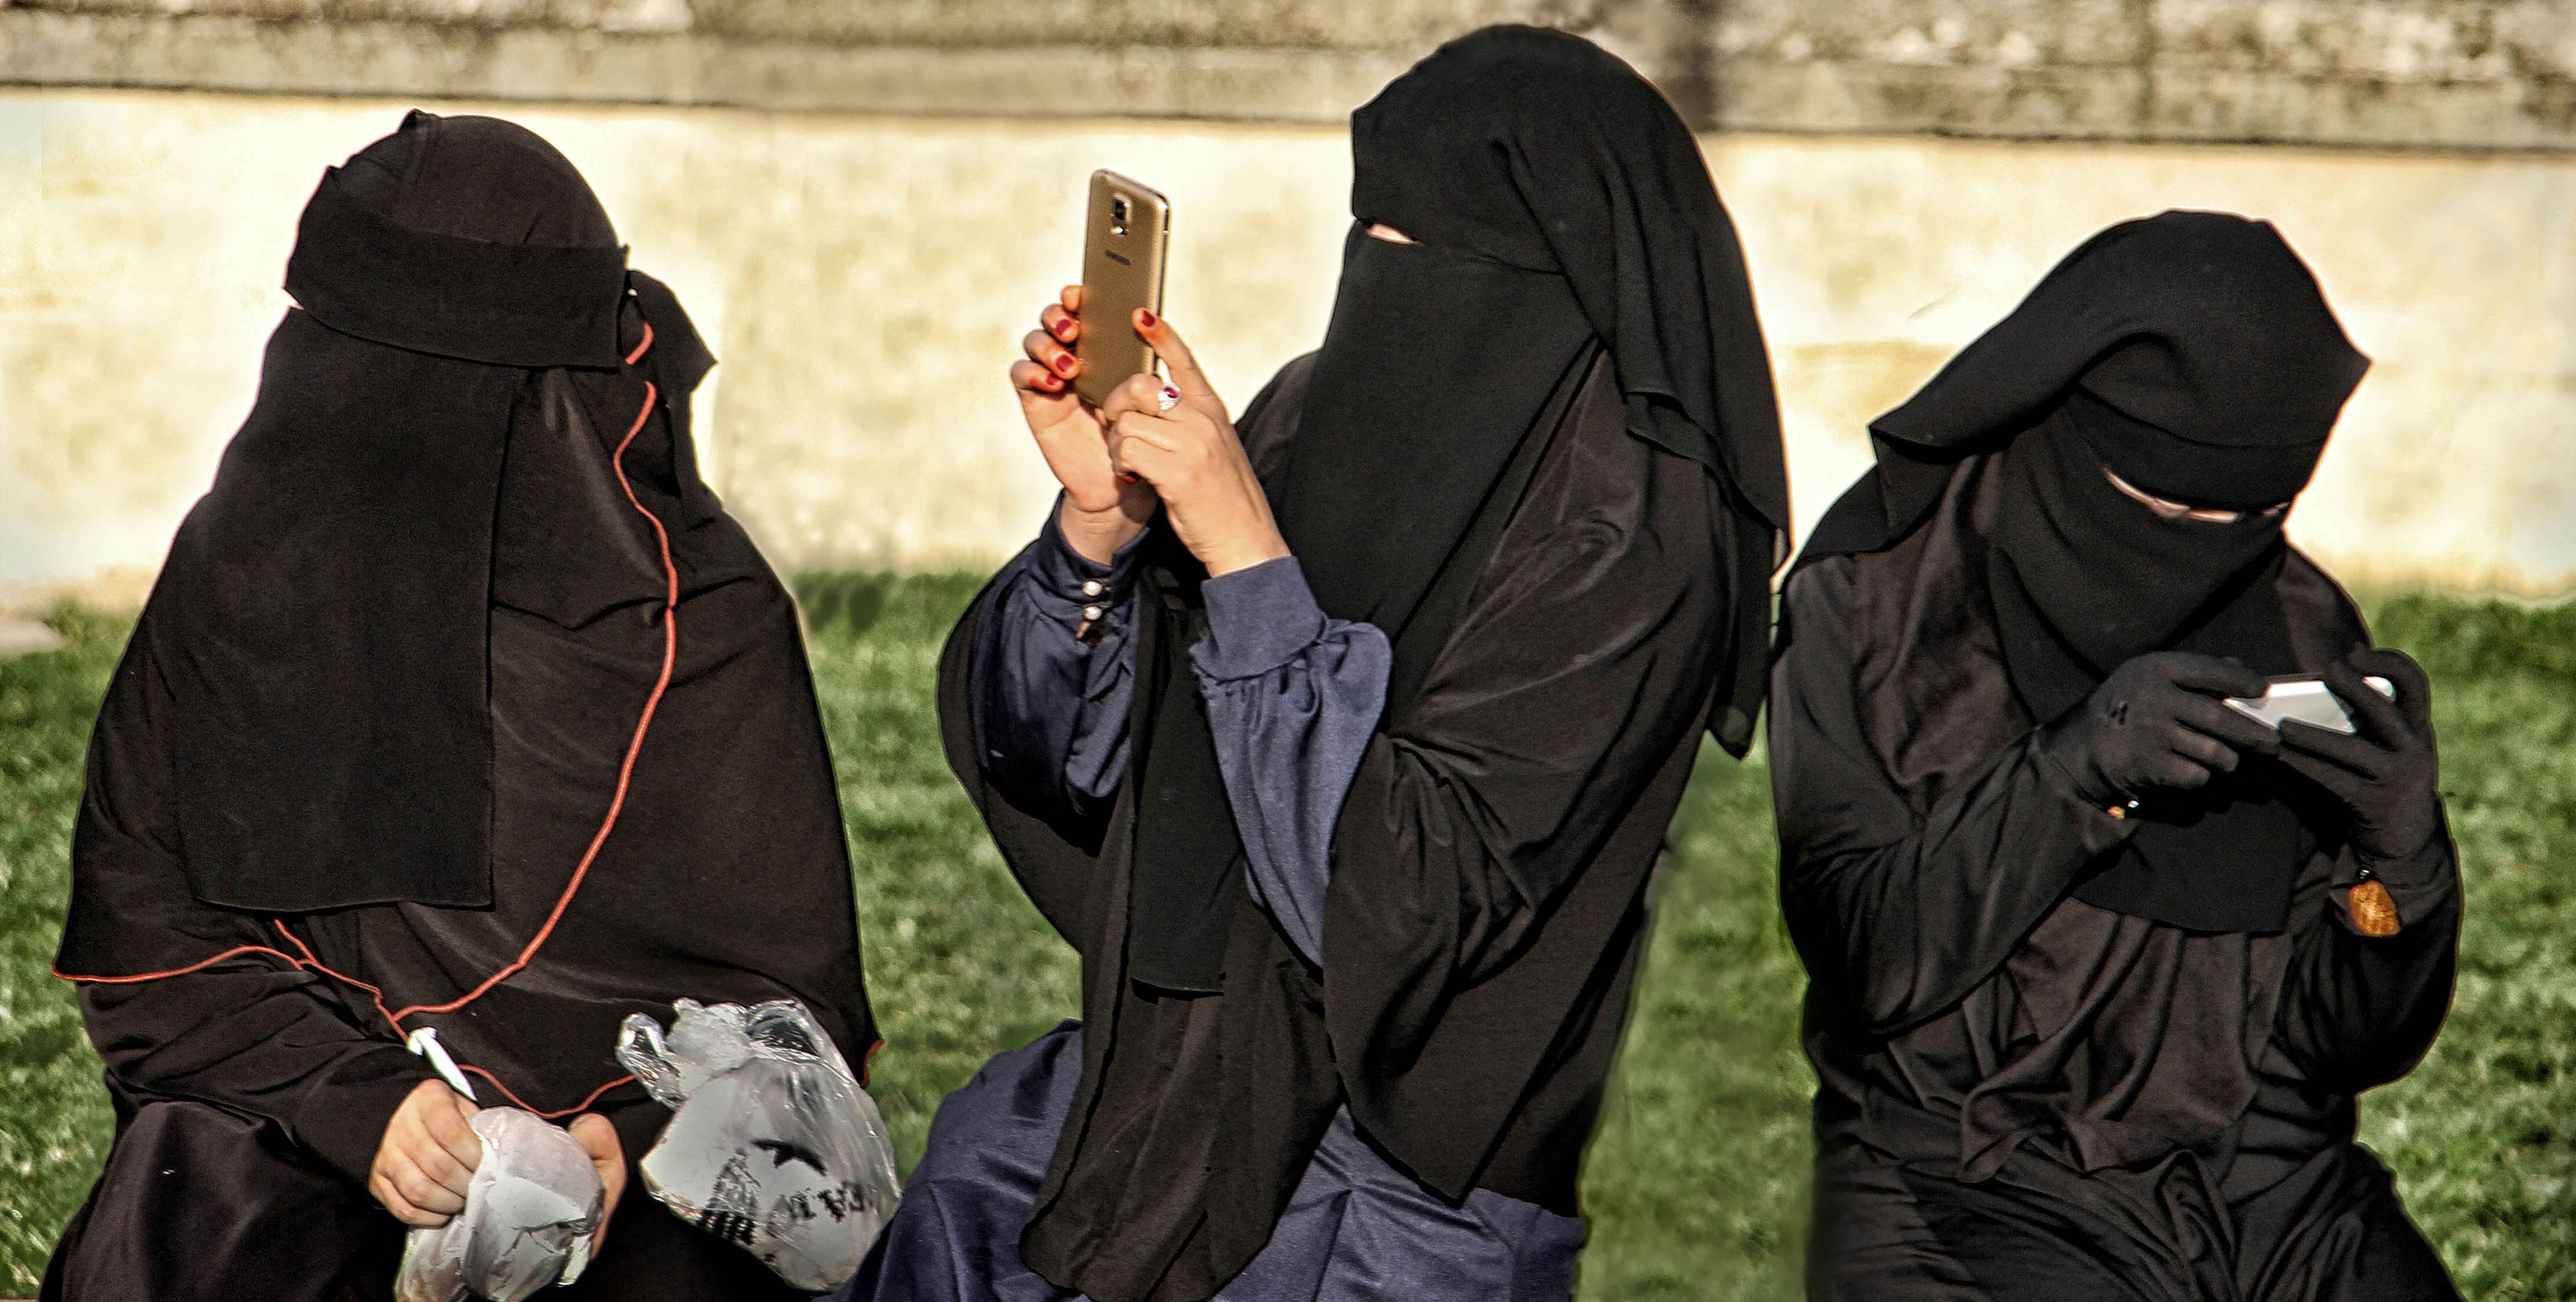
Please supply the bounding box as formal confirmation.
[969,511,1391,966]
[968,502,1150,823]
[1191,557,1390,965]
[842,1024,1587,1302]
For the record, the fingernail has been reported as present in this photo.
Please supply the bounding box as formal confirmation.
[1118,473,1140,484]
[1138,309,1158,328]
[1054,319,1076,339]
[1054,353,1077,375]
[1040,373,1061,390]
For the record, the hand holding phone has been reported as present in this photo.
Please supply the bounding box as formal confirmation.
[1012,283,1155,563]
[2224,675,2397,734]
[1074,171,1170,408]
[1004,171,1173,565]
[1094,312,1286,578]
[2044,651,2280,805]
[2272,650,2443,868]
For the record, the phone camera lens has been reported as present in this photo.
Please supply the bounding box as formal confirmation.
[1110,196,1131,233]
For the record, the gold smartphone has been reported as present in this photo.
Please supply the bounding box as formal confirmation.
[1074,169,1171,408]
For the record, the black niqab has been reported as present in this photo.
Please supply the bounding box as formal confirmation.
[150,110,714,912]
[1801,211,2369,932]
[1123,26,1787,989]
[285,114,630,369]
[1322,25,1788,733]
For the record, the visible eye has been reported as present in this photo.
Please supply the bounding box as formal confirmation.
[2103,468,2263,525]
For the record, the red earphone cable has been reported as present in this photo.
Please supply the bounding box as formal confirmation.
[58,322,667,1119]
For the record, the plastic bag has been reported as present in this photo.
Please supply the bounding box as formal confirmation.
[615,998,902,1290]
[395,1107,603,1302]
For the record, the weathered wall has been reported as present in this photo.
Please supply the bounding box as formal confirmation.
[4,89,2571,603]
[10,2,2576,149]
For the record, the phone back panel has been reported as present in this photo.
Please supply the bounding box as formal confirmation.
[1075,170,1171,407]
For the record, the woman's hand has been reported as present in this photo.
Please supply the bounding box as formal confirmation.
[1099,311,1289,578]
[370,1077,482,1227]
[2278,649,2442,865]
[1012,284,1156,564]
[566,1112,626,1247]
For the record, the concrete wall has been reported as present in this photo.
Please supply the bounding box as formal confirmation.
[5,1,2574,601]
[13,2,2576,150]
[5,88,2572,602]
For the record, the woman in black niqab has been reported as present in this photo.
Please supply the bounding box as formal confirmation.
[48,111,871,1302]
[1772,212,2460,1300]
[873,25,1786,1302]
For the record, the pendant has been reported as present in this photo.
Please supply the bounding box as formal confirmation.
[2348,879,2400,937]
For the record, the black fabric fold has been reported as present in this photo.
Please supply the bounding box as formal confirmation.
[1123,536,1250,992]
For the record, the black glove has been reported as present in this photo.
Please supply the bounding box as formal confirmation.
[2278,648,2442,865]
[2045,651,2282,806]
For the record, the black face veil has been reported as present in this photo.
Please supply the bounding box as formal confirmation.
[151,110,717,913]
[1808,211,2369,932]
[1289,25,1788,732]
[1121,25,1788,991]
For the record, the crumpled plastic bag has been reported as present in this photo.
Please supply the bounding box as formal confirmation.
[615,998,901,1291]
[395,1107,603,1302]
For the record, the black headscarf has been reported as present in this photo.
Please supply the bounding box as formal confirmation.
[1801,211,2369,932]
[1123,25,1787,990]
[1310,25,1789,729]
[151,110,717,912]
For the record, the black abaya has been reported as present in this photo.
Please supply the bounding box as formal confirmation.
[1772,455,2461,1301]
[46,114,870,1301]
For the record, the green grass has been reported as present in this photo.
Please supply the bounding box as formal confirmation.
[0,582,2569,1297]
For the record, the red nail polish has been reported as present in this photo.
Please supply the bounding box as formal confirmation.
[1055,354,1077,375]
[1138,309,1157,328]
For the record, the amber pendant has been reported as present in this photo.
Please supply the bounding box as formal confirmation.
[2349,879,2400,937]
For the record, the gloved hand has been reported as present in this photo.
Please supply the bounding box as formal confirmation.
[2278,648,2442,865]
[2045,651,2281,806]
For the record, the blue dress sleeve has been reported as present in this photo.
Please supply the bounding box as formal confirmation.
[968,500,1148,824]
[1190,557,1392,965]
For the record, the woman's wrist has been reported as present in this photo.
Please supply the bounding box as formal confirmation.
[1058,495,1150,566]
[1199,526,1290,578]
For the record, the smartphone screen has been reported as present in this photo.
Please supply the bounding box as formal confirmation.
[2225,675,2396,734]
[1074,170,1171,408]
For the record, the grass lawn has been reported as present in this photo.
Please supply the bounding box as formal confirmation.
[1,579,2570,1298]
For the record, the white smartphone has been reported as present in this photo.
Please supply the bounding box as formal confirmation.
[2225,675,2397,734]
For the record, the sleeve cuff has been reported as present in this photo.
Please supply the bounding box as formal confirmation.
[1194,557,1329,681]
[1034,496,1147,612]
[2338,811,2460,932]
[2030,737,2147,855]
[290,1043,441,1187]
